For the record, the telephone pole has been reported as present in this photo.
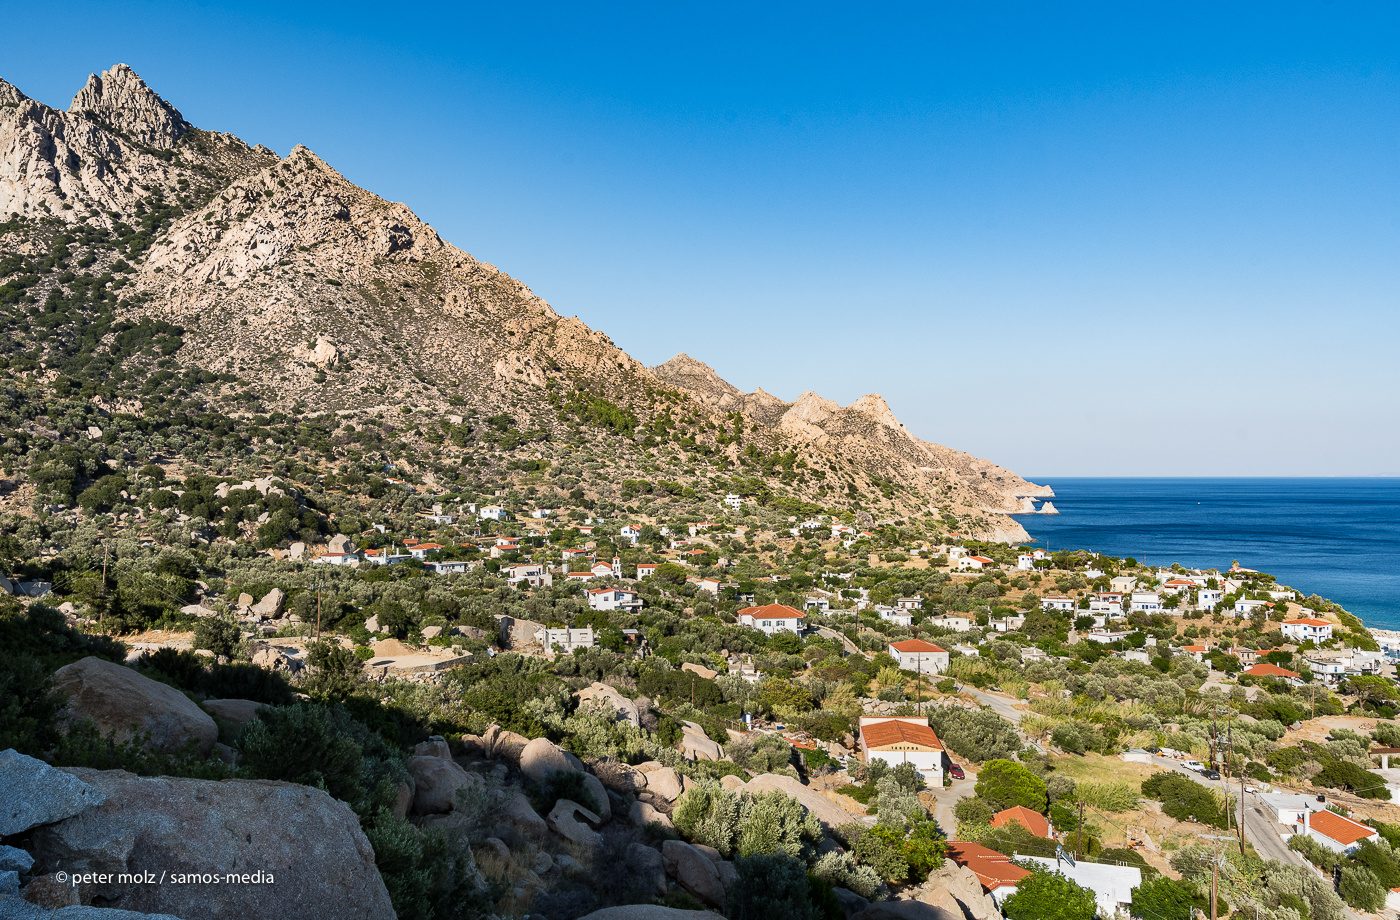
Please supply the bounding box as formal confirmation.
[1078,800,1086,860]
[99,545,109,634]
[1197,834,1237,920]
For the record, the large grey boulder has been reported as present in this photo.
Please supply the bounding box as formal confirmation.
[519,737,574,783]
[592,760,647,794]
[201,699,262,725]
[502,792,547,834]
[26,768,395,920]
[406,755,481,815]
[249,589,285,620]
[52,658,218,756]
[834,887,871,918]
[680,728,723,762]
[577,683,641,727]
[745,773,860,831]
[0,845,34,873]
[576,908,724,920]
[0,749,107,836]
[922,862,1001,920]
[547,800,602,847]
[646,766,684,802]
[581,772,611,823]
[625,842,668,897]
[661,839,725,908]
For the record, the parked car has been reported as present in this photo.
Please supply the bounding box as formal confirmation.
[1183,760,1206,773]
[949,763,965,780]
[1202,769,1222,780]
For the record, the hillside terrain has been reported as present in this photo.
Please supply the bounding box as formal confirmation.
[0,63,1046,542]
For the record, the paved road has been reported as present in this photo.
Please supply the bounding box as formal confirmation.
[925,774,978,836]
[963,687,1027,724]
[815,625,866,658]
[1146,755,1306,868]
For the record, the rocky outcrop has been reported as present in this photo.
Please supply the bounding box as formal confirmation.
[519,737,574,783]
[547,800,602,848]
[919,861,1002,920]
[68,64,190,149]
[406,754,481,815]
[625,842,668,897]
[741,774,860,831]
[645,767,684,802]
[52,658,218,756]
[249,589,285,619]
[26,768,395,920]
[0,750,106,835]
[576,683,640,727]
[661,840,726,908]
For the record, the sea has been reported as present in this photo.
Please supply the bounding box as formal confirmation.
[1015,478,1400,630]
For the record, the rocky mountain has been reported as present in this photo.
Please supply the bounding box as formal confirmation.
[0,64,1049,540]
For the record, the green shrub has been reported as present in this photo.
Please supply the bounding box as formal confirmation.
[927,706,1021,762]
[1315,760,1391,800]
[1141,772,1227,829]
[1074,781,1140,812]
[975,759,1048,812]
[1130,875,1195,920]
[1003,864,1097,920]
[1339,864,1385,912]
[728,853,817,920]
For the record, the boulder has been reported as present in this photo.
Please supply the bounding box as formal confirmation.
[178,604,218,618]
[26,767,395,920]
[364,615,380,633]
[629,800,673,829]
[625,842,668,896]
[852,902,958,920]
[920,887,966,920]
[661,839,725,907]
[406,755,481,815]
[249,589,285,620]
[833,887,871,918]
[52,658,218,756]
[719,774,748,791]
[922,862,1001,920]
[547,800,603,847]
[502,791,547,835]
[492,731,529,766]
[413,736,452,760]
[582,772,611,822]
[681,662,718,680]
[679,728,723,762]
[647,767,684,802]
[576,908,725,920]
[248,643,302,675]
[201,699,262,726]
[392,780,414,820]
[592,760,646,794]
[519,737,575,783]
[577,683,641,727]
[421,625,442,639]
[715,859,738,892]
[288,542,307,560]
[745,773,860,831]
[0,844,34,873]
[15,872,80,909]
[0,749,108,836]
[235,593,254,610]
[327,534,355,554]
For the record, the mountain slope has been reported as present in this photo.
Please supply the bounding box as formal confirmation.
[0,64,1048,541]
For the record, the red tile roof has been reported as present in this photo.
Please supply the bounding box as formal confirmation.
[738,603,805,620]
[861,720,943,751]
[1245,663,1301,679]
[1284,618,1332,627]
[1309,809,1377,846]
[946,842,1030,891]
[991,806,1051,838]
[891,639,948,654]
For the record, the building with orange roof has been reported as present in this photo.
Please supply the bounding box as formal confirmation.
[1280,617,1333,643]
[1301,808,1379,854]
[737,603,805,637]
[889,639,950,675]
[990,805,1052,838]
[945,842,1029,904]
[859,716,944,783]
[1244,662,1303,684]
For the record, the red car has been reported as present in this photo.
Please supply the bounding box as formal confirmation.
[948,763,965,780]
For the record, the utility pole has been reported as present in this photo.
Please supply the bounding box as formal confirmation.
[99,544,109,634]
[315,585,323,641]
[1197,834,1237,920]
[1078,800,1085,860]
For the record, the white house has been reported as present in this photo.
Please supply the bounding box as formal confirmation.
[588,587,642,612]
[927,614,973,632]
[889,639,949,675]
[313,550,362,567]
[530,509,554,519]
[875,606,915,627]
[1197,588,1223,610]
[737,603,805,636]
[1281,617,1333,643]
[1235,599,1270,617]
[1085,628,1130,644]
[897,597,923,610]
[859,717,944,783]
[1109,576,1138,594]
[724,493,743,510]
[635,563,660,579]
[1016,554,1036,571]
[506,563,553,588]
[1021,856,1141,919]
[958,555,995,571]
[407,542,446,560]
[1131,591,1162,613]
[478,506,509,521]
[1260,793,1326,827]
[1299,809,1379,854]
[541,627,596,654]
[427,559,474,575]
[1041,595,1075,611]
[619,524,642,545]
[989,614,1026,633]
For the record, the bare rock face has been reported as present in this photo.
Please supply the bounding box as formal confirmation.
[743,774,860,832]
[68,64,190,149]
[52,658,218,756]
[851,902,958,920]
[518,737,574,783]
[406,755,481,815]
[250,589,285,619]
[661,840,725,908]
[26,768,395,920]
[547,800,602,848]
[646,767,684,802]
[0,750,106,835]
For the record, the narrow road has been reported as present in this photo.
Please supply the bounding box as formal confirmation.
[925,773,978,837]
[815,625,866,658]
[963,687,1026,724]
[1146,755,1305,868]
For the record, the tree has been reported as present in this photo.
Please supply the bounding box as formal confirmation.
[974,759,1048,812]
[927,706,1021,763]
[727,853,817,920]
[1339,864,1385,912]
[1130,875,1195,920]
[1002,866,1097,920]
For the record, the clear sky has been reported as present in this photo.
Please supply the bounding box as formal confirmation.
[6,2,1398,478]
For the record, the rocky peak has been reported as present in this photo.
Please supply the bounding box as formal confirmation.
[650,354,743,400]
[68,63,189,148]
[848,393,905,432]
[0,78,29,105]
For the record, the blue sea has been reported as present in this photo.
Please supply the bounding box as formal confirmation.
[1016,478,1400,630]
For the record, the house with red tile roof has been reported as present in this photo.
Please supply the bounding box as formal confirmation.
[737,603,805,636]
[991,806,1051,838]
[1244,663,1303,684]
[1301,808,1379,854]
[859,717,944,783]
[1280,617,1333,643]
[945,842,1029,904]
[889,639,949,675]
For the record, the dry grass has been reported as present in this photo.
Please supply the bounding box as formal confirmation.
[1049,751,1162,787]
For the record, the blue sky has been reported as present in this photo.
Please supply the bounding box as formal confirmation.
[6,2,1398,477]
